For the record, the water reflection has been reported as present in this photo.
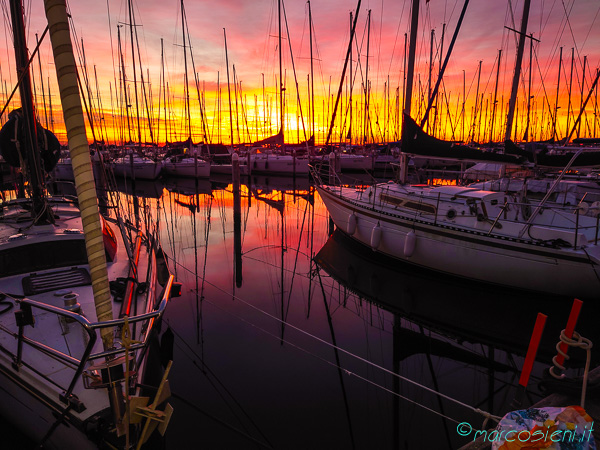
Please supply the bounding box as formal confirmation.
[117,175,599,450]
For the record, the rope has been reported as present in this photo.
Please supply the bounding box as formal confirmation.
[169,257,501,423]
[169,296,468,427]
[549,329,593,408]
[121,315,142,448]
[135,382,273,449]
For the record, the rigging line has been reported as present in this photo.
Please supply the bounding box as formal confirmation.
[281,0,308,143]
[559,0,582,64]
[420,324,453,446]
[167,333,274,448]
[136,382,274,449]
[283,191,310,322]
[0,24,48,120]
[244,252,315,278]
[532,45,559,138]
[168,257,500,422]
[317,264,356,450]
[184,284,472,427]
[580,4,600,55]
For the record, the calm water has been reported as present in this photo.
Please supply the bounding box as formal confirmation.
[1,166,596,450]
[121,175,600,449]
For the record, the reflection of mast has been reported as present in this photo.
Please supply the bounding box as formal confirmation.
[198,192,212,353]
[317,268,356,449]
[191,180,199,344]
[280,200,284,343]
[233,154,243,288]
[392,315,400,449]
[250,183,286,339]
[307,186,316,316]
[419,324,452,447]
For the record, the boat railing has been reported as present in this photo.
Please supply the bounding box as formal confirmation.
[310,163,340,192]
[8,274,175,408]
[381,190,598,244]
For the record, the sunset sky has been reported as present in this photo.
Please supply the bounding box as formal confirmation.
[2,0,600,145]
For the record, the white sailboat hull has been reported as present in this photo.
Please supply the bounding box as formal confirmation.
[248,154,309,176]
[162,159,211,177]
[210,163,248,175]
[338,154,373,171]
[111,159,162,180]
[317,185,600,298]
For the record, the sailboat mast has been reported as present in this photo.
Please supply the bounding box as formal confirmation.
[552,47,563,141]
[309,0,315,143]
[398,0,419,183]
[224,28,234,149]
[503,0,531,142]
[525,34,533,141]
[325,0,361,146]
[8,0,49,223]
[159,38,165,145]
[349,11,353,145]
[36,33,49,129]
[127,0,142,150]
[278,0,284,139]
[364,9,371,145]
[117,26,132,144]
[490,49,502,143]
[403,1,419,120]
[43,0,114,349]
[181,0,191,144]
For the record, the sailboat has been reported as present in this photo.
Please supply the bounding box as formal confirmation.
[244,0,310,178]
[111,151,163,181]
[314,0,600,299]
[161,150,211,178]
[161,1,211,180]
[0,1,178,448]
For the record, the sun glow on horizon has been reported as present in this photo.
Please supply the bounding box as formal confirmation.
[2,0,600,148]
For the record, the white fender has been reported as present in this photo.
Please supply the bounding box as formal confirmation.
[347,213,357,235]
[404,230,416,257]
[370,223,382,250]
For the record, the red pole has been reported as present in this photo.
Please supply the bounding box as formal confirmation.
[519,313,547,388]
[554,298,583,367]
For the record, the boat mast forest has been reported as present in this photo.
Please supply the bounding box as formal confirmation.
[1,1,599,150]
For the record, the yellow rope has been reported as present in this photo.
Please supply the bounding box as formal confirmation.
[121,316,142,448]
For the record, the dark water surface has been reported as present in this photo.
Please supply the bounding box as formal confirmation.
[126,175,599,450]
